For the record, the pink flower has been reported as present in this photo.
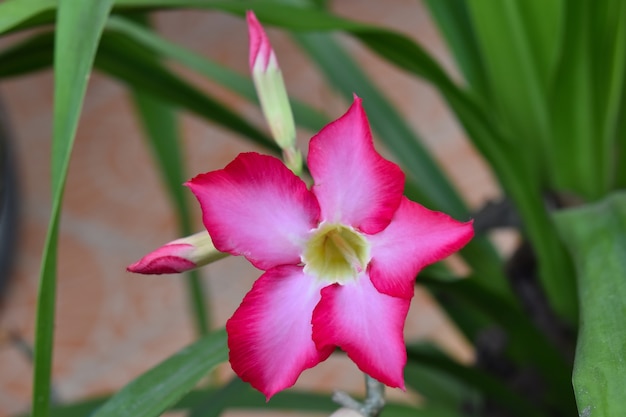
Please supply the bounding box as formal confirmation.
[186,97,474,399]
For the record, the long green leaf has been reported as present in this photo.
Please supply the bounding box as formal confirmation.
[0,30,53,77]
[105,15,329,134]
[549,0,624,199]
[406,344,547,417]
[187,377,248,417]
[404,354,478,409]
[554,192,626,416]
[32,3,113,417]
[92,329,228,417]
[424,0,490,98]
[0,0,55,35]
[466,0,552,178]
[589,0,626,195]
[549,1,596,198]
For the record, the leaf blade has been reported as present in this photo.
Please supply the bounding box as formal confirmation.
[32,3,113,417]
[92,329,228,417]
[554,192,626,416]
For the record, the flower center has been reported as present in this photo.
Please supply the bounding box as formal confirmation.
[302,223,371,284]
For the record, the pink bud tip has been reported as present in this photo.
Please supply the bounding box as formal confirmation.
[246,10,273,71]
[127,243,196,275]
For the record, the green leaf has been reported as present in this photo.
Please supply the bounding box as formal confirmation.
[404,355,478,409]
[0,31,54,78]
[188,377,248,417]
[549,2,596,198]
[92,329,228,417]
[466,0,552,177]
[105,15,329,133]
[593,0,626,193]
[0,0,55,35]
[547,0,625,199]
[406,344,547,417]
[32,3,113,417]
[424,0,490,98]
[554,192,626,416]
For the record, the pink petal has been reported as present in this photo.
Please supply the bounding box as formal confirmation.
[186,153,320,270]
[246,10,275,71]
[368,197,474,299]
[307,96,405,234]
[312,275,409,389]
[127,243,195,274]
[227,265,333,399]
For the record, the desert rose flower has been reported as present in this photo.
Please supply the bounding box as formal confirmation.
[185,96,474,399]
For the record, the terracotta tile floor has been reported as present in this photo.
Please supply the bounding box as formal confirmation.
[0,1,505,416]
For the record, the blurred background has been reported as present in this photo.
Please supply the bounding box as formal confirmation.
[0,1,509,416]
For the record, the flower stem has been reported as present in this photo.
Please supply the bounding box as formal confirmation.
[332,375,385,417]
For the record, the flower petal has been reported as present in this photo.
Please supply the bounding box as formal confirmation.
[307,96,404,234]
[312,275,409,389]
[369,197,474,299]
[186,153,320,270]
[127,243,196,274]
[227,265,332,399]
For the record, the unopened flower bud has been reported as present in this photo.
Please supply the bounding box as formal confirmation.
[247,11,298,159]
[127,231,227,275]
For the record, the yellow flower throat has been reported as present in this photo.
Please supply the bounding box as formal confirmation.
[302,223,371,284]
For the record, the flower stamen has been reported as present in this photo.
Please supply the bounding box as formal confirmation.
[302,223,371,284]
